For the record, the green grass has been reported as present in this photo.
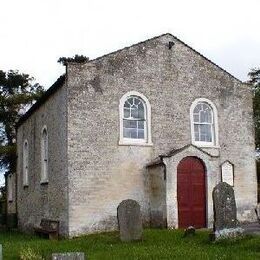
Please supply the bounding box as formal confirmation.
[1,229,260,259]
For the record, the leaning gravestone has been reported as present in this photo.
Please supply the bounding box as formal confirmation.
[212,182,243,240]
[117,199,143,242]
[52,252,85,260]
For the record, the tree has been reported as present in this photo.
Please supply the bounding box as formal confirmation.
[248,68,260,150]
[0,70,44,176]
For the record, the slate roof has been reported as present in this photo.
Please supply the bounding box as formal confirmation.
[146,144,219,167]
[16,74,66,128]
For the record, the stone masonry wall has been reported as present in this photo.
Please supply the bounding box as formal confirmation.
[66,34,257,236]
[16,84,68,236]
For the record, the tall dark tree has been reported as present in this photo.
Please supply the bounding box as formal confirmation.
[248,68,260,150]
[0,70,44,176]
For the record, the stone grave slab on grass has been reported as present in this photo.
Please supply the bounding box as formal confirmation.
[212,182,243,240]
[52,252,85,260]
[117,199,143,242]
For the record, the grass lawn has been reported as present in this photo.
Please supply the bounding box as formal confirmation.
[1,229,260,259]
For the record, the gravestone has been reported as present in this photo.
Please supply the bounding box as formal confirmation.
[52,252,85,260]
[212,182,243,240]
[0,244,2,260]
[221,161,234,186]
[117,199,143,242]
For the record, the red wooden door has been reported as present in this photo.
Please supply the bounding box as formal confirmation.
[177,157,206,228]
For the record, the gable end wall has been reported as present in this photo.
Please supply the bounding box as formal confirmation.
[66,34,256,236]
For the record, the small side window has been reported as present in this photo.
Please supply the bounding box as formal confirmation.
[41,126,48,183]
[8,175,13,202]
[23,140,29,186]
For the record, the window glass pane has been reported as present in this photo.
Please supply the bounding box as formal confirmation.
[138,121,144,129]
[134,97,140,106]
[200,110,211,123]
[127,98,133,105]
[199,124,212,142]
[194,104,201,113]
[138,102,144,119]
[124,101,130,108]
[124,108,130,118]
[123,128,128,138]
[42,130,48,160]
[131,107,139,118]
[200,110,206,123]
[130,129,137,139]
[205,124,212,142]
[193,114,199,122]
[123,119,137,129]
[123,128,138,138]
[138,129,144,139]
[194,124,200,141]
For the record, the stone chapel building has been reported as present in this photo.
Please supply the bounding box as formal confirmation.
[7,33,257,237]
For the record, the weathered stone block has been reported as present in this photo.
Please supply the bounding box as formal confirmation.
[212,182,243,240]
[117,199,143,242]
[52,252,85,260]
[213,182,237,230]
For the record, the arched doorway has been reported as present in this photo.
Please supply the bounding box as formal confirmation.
[177,156,206,228]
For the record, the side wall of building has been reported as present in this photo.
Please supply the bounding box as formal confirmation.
[66,34,257,236]
[16,84,69,236]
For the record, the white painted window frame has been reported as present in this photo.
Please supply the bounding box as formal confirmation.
[119,91,152,146]
[8,175,13,202]
[190,98,219,147]
[23,139,29,187]
[41,125,49,184]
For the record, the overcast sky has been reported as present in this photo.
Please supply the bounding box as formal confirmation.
[0,0,260,184]
[1,0,260,88]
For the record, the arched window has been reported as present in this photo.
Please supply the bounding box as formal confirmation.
[41,126,48,183]
[8,175,13,202]
[190,98,218,146]
[119,91,152,145]
[23,140,29,186]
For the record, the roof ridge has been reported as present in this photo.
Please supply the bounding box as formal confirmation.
[89,32,242,83]
[89,33,171,63]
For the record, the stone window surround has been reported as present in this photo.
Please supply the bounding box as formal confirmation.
[23,139,29,187]
[190,98,219,148]
[119,91,153,146]
[40,125,49,184]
